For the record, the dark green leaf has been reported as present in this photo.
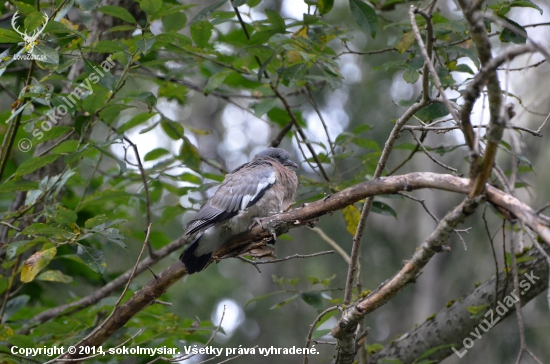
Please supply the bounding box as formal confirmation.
[265,9,286,31]
[190,20,214,48]
[53,208,78,224]
[403,68,419,84]
[0,28,22,43]
[141,0,162,14]
[32,45,59,65]
[85,214,109,229]
[15,155,59,177]
[76,244,106,274]
[82,87,110,114]
[301,292,324,310]
[499,16,527,44]
[0,180,39,193]
[145,148,171,161]
[161,120,184,140]
[189,0,228,25]
[415,102,449,122]
[319,0,334,15]
[99,104,135,124]
[371,201,397,218]
[118,112,157,133]
[254,98,279,117]
[180,137,201,171]
[349,0,378,38]
[98,6,137,24]
[270,294,300,309]
[162,12,187,32]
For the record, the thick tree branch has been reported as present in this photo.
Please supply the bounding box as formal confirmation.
[332,196,483,364]
[60,172,550,359]
[368,243,550,363]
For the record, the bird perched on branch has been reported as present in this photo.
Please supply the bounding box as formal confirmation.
[180,148,299,274]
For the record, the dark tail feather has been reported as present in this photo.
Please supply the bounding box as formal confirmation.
[180,236,212,274]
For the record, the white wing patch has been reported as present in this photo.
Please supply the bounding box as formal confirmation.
[240,172,276,210]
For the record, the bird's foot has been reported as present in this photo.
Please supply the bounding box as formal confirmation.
[249,217,267,230]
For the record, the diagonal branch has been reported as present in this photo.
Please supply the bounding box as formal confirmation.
[332,196,483,364]
[368,242,550,363]
[60,172,550,359]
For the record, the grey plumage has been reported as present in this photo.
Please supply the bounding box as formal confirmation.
[180,148,299,274]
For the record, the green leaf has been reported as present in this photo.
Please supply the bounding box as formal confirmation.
[189,0,228,25]
[118,112,157,133]
[265,9,286,32]
[3,295,30,323]
[415,102,449,122]
[190,20,214,48]
[499,16,527,44]
[397,31,415,53]
[24,12,47,31]
[94,40,124,53]
[162,11,187,32]
[82,87,110,114]
[20,223,72,237]
[509,0,542,14]
[371,201,397,218]
[403,68,419,84]
[204,70,232,95]
[33,126,73,145]
[32,44,59,65]
[21,248,57,283]
[15,155,59,177]
[7,238,46,260]
[76,244,106,274]
[301,292,324,310]
[141,0,162,14]
[270,294,300,310]
[319,0,334,15]
[352,124,373,134]
[349,0,378,38]
[36,270,74,283]
[161,120,184,140]
[144,148,171,161]
[0,28,22,43]
[180,137,201,171]
[0,180,39,193]
[99,104,135,124]
[254,98,279,117]
[136,37,156,54]
[352,137,380,151]
[85,214,109,229]
[98,6,137,24]
[53,208,78,224]
[52,140,79,154]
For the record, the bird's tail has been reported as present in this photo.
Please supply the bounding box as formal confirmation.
[180,235,212,274]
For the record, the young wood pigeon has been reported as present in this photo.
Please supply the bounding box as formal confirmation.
[180,148,299,274]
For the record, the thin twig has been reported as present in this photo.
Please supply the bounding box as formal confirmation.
[304,306,338,364]
[311,227,350,263]
[408,130,457,173]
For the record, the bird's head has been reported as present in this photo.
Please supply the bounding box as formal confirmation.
[256,148,299,169]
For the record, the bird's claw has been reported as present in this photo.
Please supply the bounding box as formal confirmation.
[249,217,267,230]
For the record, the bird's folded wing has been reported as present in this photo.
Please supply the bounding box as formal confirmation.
[184,161,276,235]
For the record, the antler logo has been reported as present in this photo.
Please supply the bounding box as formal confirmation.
[11,11,49,53]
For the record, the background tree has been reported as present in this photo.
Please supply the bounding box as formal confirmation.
[0,0,549,363]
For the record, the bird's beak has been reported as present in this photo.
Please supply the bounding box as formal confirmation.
[285,160,299,169]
